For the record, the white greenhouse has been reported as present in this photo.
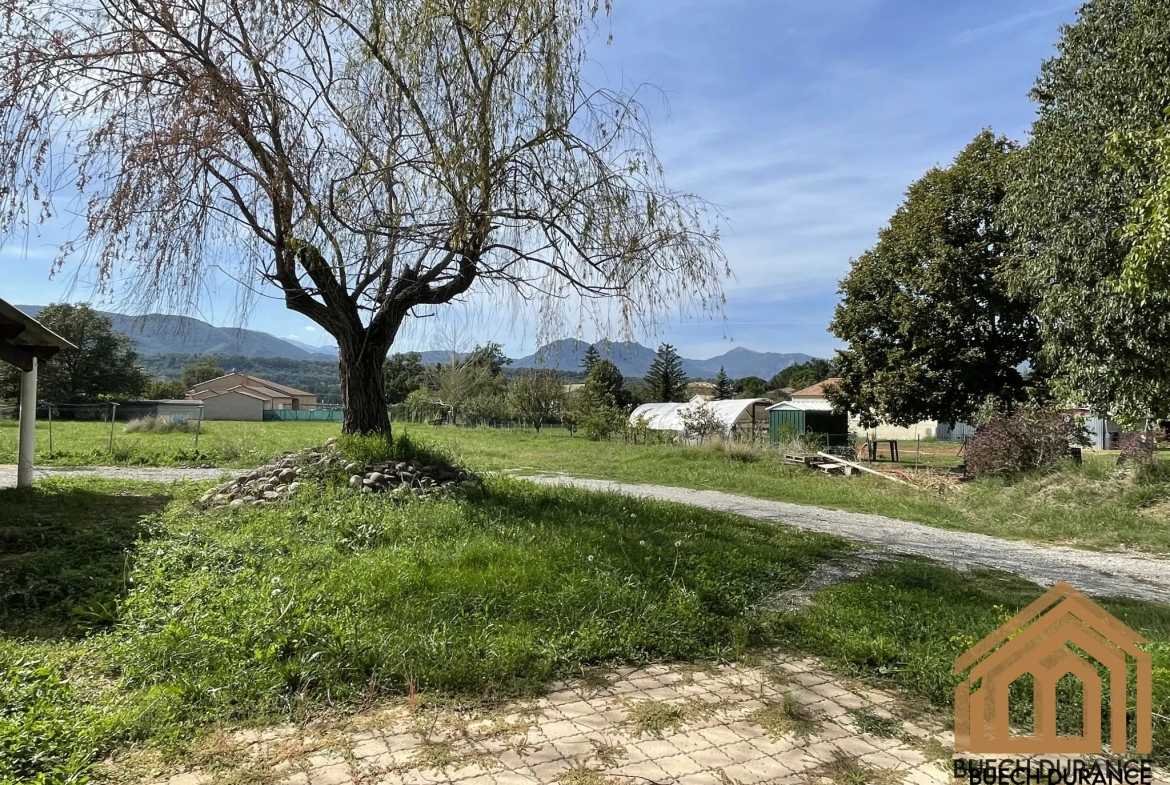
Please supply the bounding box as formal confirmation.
[629,397,773,439]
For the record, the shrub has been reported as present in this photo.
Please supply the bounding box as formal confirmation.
[965,407,1089,478]
[1118,432,1157,467]
[123,415,199,434]
[679,404,723,443]
[579,407,625,441]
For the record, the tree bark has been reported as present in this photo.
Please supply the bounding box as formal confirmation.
[338,335,392,436]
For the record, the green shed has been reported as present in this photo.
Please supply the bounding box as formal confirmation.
[768,401,849,446]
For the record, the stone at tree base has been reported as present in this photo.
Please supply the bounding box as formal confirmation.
[197,442,480,510]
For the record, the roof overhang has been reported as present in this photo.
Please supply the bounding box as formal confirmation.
[0,299,77,371]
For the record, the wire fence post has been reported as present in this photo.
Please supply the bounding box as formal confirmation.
[194,405,203,451]
[47,403,53,454]
[108,402,118,452]
[915,435,920,471]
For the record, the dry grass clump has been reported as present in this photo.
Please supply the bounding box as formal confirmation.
[124,415,199,434]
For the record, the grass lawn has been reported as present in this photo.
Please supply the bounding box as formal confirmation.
[1,433,1168,783]
[0,418,342,468]
[418,425,1170,554]
[0,467,847,783]
[8,419,1170,552]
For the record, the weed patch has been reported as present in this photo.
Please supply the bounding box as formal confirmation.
[750,695,823,739]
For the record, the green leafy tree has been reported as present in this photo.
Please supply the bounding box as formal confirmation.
[645,344,687,402]
[0,0,726,436]
[582,344,601,373]
[713,366,734,400]
[508,369,565,432]
[768,359,833,392]
[382,352,426,405]
[1004,0,1170,421]
[830,131,1037,427]
[1111,108,1170,297]
[144,379,189,400]
[734,376,767,398]
[466,342,511,377]
[0,303,147,403]
[181,357,225,390]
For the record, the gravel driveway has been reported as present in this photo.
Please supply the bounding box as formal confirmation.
[525,475,1170,603]
[0,464,231,487]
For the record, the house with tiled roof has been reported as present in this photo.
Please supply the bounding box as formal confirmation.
[188,372,317,420]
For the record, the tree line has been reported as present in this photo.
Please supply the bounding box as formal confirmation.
[829,2,1170,428]
[2,304,830,420]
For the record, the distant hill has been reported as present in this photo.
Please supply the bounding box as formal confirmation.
[512,339,812,379]
[16,305,337,360]
[18,304,816,380]
[284,338,338,356]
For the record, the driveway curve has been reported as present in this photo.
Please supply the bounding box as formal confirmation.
[525,475,1170,604]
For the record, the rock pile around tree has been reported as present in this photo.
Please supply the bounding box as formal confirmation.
[198,439,478,510]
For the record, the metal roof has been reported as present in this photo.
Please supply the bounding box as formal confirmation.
[0,298,77,371]
[630,398,774,433]
[767,400,836,412]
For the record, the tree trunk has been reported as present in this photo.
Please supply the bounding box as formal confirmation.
[338,337,392,436]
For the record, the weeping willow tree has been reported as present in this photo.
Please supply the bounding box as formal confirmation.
[0,0,727,434]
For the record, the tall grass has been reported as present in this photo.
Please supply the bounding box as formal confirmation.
[123,415,200,434]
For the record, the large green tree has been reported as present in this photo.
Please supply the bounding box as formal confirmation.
[768,359,833,392]
[829,131,1037,427]
[508,369,565,432]
[382,352,426,405]
[734,376,767,399]
[1111,109,1170,297]
[0,0,726,436]
[1004,0,1170,421]
[181,357,225,389]
[645,344,687,402]
[0,303,147,403]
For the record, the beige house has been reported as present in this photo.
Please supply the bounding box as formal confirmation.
[790,378,942,441]
[188,372,316,421]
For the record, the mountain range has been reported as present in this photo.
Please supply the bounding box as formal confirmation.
[17,305,339,361]
[17,305,814,379]
[512,339,812,380]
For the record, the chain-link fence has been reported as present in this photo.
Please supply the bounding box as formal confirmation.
[0,400,207,459]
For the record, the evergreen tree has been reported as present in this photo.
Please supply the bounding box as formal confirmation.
[713,366,734,400]
[645,343,687,402]
[582,344,601,373]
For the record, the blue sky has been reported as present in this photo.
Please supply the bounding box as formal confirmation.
[0,0,1080,360]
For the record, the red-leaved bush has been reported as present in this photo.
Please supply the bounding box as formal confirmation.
[965,407,1090,479]
[1118,432,1157,467]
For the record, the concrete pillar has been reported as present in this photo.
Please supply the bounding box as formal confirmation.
[17,357,36,487]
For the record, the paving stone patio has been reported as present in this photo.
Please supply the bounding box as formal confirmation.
[143,654,956,785]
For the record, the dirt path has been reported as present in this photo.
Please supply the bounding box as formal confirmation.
[0,464,230,487]
[525,475,1170,604]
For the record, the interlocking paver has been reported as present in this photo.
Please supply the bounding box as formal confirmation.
[129,654,987,785]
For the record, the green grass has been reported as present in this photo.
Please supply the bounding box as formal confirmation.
[8,419,1170,551]
[778,560,1170,757]
[0,419,341,468]
[3,445,1169,782]
[0,470,846,783]
[420,425,1170,553]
